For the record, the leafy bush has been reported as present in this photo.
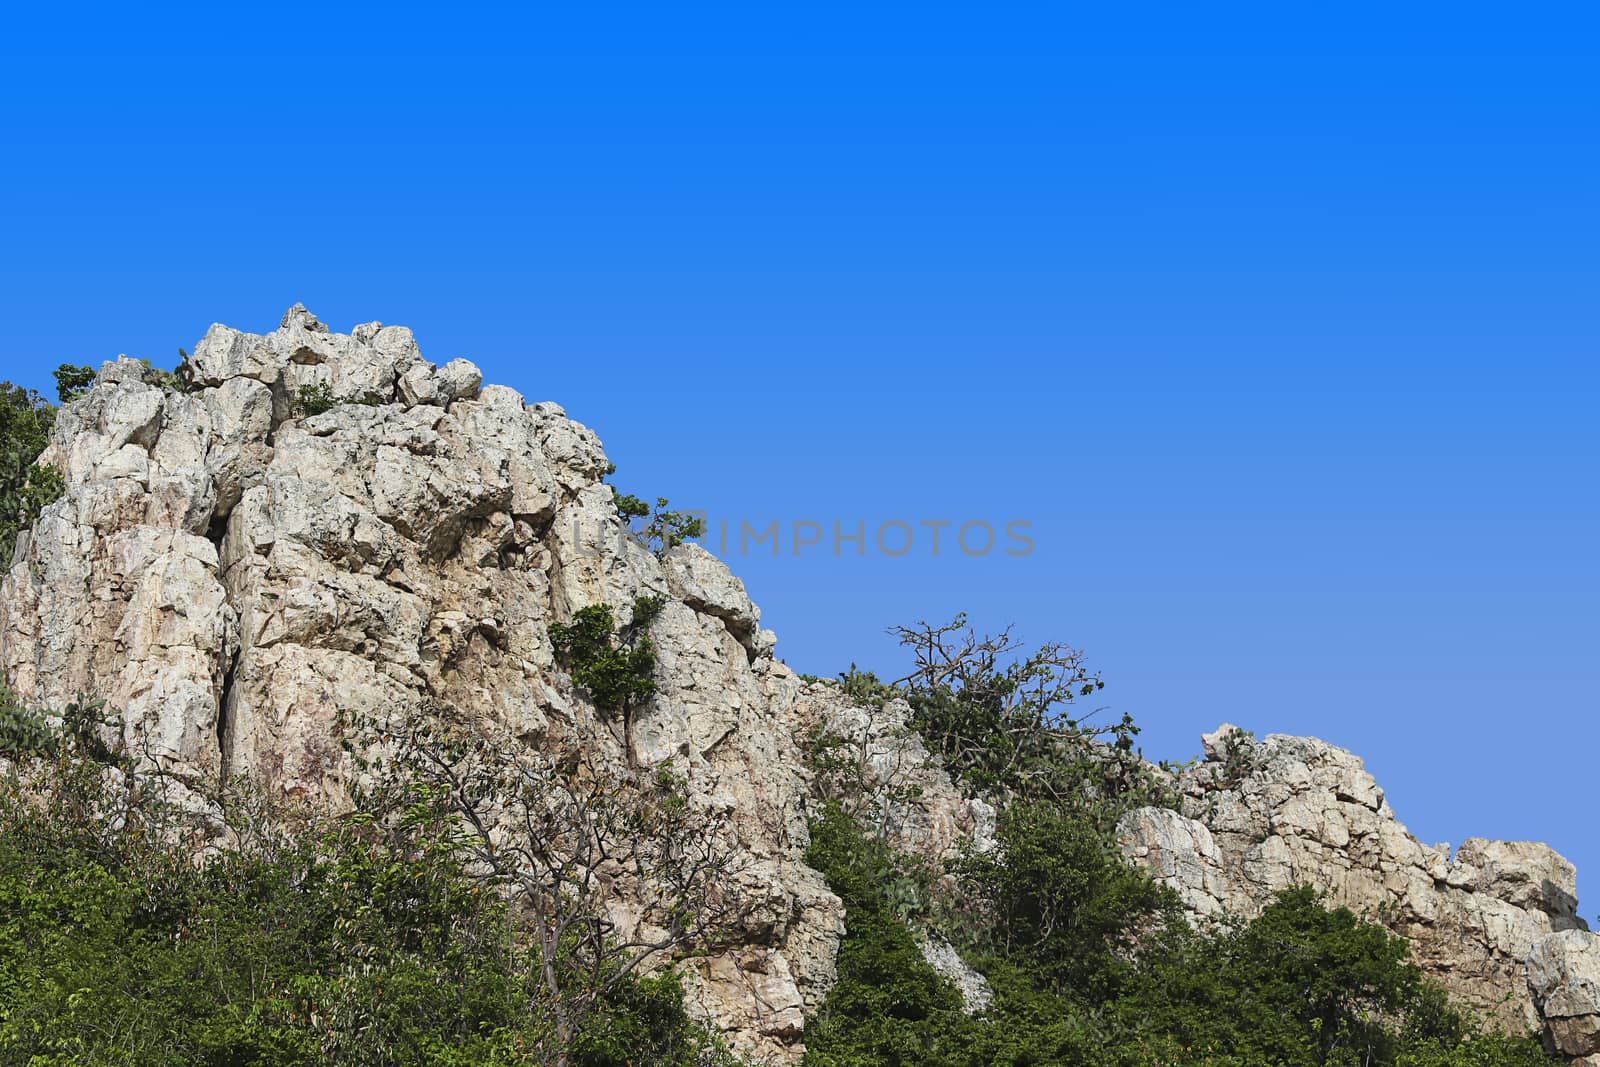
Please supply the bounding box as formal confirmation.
[802,804,981,1067]
[952,801,1179,998]
[0,701,740,1067]
[548,598,664,718]
[803,616,1559,1067]
[609,476,704,557]
[51,363,96,403]
[1109,887,1556,1067]
[0,685,55,760]
[0,378,62,567]
[293,382,340,417]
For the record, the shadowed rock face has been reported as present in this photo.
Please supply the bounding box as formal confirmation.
[0,306,846,1062]
[1117,724,1598,1057]
[1529,932,1600,1065]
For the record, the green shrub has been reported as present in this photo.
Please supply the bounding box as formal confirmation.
[867,616,1174,828]
[291,381,388,417]
[0,685,55,761]
[608,472,703,557]
[139,356,197,394]
[293,382,340,417]
[52,363,96,403]
[802,803,980,1067]
[0,702,739,1067]
[548,598,664,718]
[0,378,62,567]
[952,801,1179,998]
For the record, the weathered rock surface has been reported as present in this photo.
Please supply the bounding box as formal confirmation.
[1529,931,1600,1063]
[0,307,844,1063]
[1118,724,1596,1053]
[792,692,996,869]
[9,307,1599,1061]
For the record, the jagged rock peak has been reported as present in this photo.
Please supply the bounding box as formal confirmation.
[280,302,328,333]
[0,308,834,1063]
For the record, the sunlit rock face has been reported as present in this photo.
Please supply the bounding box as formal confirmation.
[0,305,848,1063]
[10,305,1600,1062]
[1118,723,1594,1054]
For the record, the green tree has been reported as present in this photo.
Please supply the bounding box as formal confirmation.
[607,471,703,557]
[548,598,664,719]
[0,378,62,567]
[953,801,1179,998]
[885,616,1170,825]
[802,803,980,1067]
[51,363,96,403]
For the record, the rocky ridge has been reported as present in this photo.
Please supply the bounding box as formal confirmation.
[1117,725,1600,1063]
[0,306,854,1063]
[5,307,1600,1062]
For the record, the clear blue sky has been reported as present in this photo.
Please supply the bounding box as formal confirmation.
[3,5,1597,904]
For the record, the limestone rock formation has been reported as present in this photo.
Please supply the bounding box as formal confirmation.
[1117,724,1593,1052]
[1529,931,1600,1064]
[793,692,996,867]
[0,306,844,1063]
[8,306,1600,1062]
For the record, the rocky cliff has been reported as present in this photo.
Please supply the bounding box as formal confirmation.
[0,306,852,1063]
[4,307,1599,1063]
[1117,725,1600,1063]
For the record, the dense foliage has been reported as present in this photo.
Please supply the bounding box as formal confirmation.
[0,379,62,567]
[0,697,737,1067]
[803,804,1556,1067]
[548,598,664,718]
[801,618,1558,1067]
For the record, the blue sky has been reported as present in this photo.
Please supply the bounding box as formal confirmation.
[3,4,1597,901]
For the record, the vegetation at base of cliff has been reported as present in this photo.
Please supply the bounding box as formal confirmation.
[549,597,665,718]
[0,700,741,1067]
[803,804,1555,1067]
[802,616,1558,1067]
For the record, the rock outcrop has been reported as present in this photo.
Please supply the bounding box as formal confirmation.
[1529,931,1600,1064]
[1118,724,1597,1056]
[8,307,1599,1061]
[0,306,844,1063]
